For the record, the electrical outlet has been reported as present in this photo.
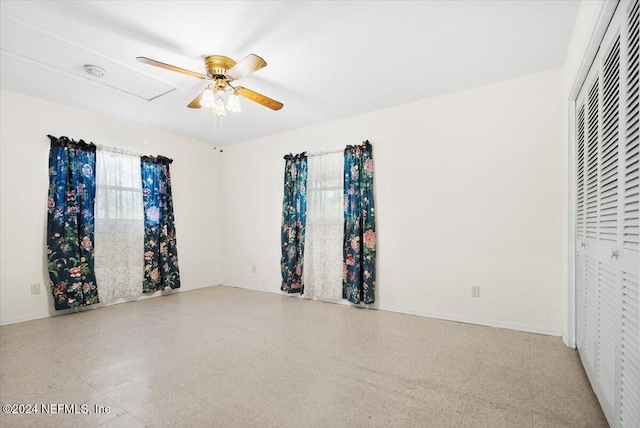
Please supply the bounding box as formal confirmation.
[472,286,480,298]
[251,265,257,274]
[30,283,40,295]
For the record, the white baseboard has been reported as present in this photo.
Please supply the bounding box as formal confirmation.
[223,282,285,296]
[2,282,563,338]
[376,304,562,337]
[0,311,53,326]
[0,283,221,326]
[222,282,562,337]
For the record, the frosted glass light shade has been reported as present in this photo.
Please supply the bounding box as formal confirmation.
[200,88,216,108]
[212,97,227,117]
[226,93,241,112]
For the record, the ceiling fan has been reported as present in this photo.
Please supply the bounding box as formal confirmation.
[136,54,283,115]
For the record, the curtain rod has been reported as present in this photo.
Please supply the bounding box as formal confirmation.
[306,148,343,157]
[96,144,143,157]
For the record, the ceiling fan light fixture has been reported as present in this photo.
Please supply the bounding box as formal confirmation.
[212,96,227,117]
[200,87,216,108]
[226,92,241,113]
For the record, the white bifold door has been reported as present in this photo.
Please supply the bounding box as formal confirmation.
[575,1,639,427]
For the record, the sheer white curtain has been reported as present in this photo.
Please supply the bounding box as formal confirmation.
[94,149,144,302]
[303,151,343,301]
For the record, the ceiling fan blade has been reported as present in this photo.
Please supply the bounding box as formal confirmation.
[187,91,204,109]
[235,86,283,110]
[137,56,208,80]
[226,54,267,80]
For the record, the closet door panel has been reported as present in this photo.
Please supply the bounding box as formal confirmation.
[574,2,639,427]
[619,2,639,427]
[577,103,588,350]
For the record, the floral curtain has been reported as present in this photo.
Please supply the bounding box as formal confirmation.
[343,141,376,304]
[281,152,308,293]
[141,155,180,293]
[46,135,99,310]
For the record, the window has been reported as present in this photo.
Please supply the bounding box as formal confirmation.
[94,149,144,302]
[303,151,344,300]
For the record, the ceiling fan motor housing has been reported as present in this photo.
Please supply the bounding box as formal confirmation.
[204,55,236,78]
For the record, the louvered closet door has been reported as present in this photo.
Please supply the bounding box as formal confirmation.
[620,2,639,427]
[574,2,639,428]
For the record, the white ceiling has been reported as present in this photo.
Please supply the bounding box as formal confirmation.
[0,1,580,145]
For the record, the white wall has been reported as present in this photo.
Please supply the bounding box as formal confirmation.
[0,89,223,324]
[221,68,565,335]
